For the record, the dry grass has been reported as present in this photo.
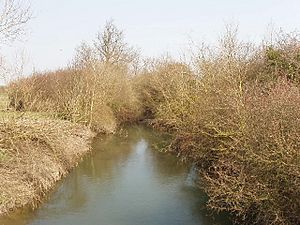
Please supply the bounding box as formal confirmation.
[0,93,8,110]
[0,118,94,215]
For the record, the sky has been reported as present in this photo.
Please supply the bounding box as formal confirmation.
[2,0,300,77]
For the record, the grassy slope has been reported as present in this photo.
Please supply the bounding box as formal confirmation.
[0,91,95,215]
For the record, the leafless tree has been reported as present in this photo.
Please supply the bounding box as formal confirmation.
[73,42,97,69]
[0,0,32,44]
[94,20,136,65]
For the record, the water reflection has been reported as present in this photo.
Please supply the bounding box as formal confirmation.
[0,126,231,225]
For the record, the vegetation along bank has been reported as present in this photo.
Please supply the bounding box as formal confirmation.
[4,22,300,225]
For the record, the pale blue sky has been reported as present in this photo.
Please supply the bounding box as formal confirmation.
[3,0,300,74]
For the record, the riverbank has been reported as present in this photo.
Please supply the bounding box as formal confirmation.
[6,27,300,225]
[0,126,232,225]
[0,117,95,215]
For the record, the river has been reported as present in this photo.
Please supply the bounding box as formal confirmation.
[0,126,231,225]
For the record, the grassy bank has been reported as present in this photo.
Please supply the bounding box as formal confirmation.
[6,24,300,225]
[0,116,94,215]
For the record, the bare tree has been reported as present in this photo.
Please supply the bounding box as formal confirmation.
[0,0,32,43]
[73,42,97,69]
[94,20,136,65]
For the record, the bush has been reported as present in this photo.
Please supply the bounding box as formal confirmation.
[8,21,141,133]
[202,80,300,225]
[247,32,300,86]
[134,30,300,225]
[8,62,141,133]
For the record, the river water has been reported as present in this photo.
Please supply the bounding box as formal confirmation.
[0,126,231,225]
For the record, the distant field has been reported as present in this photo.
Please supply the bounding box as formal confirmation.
[0,90,53,120]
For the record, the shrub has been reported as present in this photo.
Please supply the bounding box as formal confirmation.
[247,32,300,86]
[8,21,141,133]
[135,29,300,225]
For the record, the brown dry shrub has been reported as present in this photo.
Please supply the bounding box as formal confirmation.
[135,29,300,225]
[134,60,198,127]
[201,80,300,225]
[8,62,141,133]
[8,21,141,133]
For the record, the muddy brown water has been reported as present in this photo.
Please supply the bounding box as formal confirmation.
[0,126,231,225]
